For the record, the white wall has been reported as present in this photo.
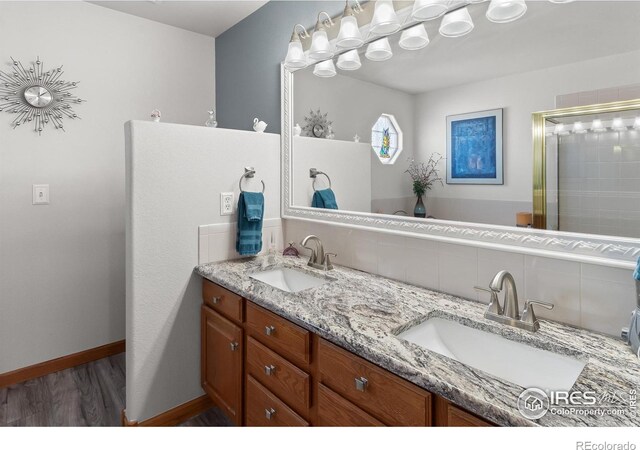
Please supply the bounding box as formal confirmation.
[416,50,640,204]
[285,219,637,338]
[0,1,215,374]
[293,137,371,212]
[294,69,415,203]
[126,121,280,422]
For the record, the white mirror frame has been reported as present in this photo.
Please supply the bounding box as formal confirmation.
[280,66,640,269]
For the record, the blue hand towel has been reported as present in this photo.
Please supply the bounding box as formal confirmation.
[311,188,338,210]
[236,191,264,256]
[634,257,640,281]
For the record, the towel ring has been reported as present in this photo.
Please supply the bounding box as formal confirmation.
[239,167,266,193]
[309,168,331,192]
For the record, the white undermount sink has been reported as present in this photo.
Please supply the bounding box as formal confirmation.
[249,267,330,293]
[398,317,586,392]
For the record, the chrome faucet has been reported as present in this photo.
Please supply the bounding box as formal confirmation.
[300,235,336,271]
[475,270,554,332]
[490,270,520,320]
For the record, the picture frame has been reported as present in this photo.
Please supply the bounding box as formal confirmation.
[446,108,503,185]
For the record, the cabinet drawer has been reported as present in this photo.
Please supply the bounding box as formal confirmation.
[246,302,310,366]
[245,376,309,427]
[317,339,430,426]
[317,384,385,427]
[246,337,310,413]
[203,280,243,323]
[448,404,493,427]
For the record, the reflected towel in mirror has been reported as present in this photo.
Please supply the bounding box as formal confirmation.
[236,191,264,256]
[311,188,338,210]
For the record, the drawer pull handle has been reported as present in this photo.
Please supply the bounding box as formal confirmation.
[265,408,276,420]
[211,296,221,304]
[264,325,276,336]
[355,376,368,392]
[229,342,239,352]
[264,365,276,376]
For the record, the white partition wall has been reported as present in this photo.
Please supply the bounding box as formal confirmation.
[125,121,280,422]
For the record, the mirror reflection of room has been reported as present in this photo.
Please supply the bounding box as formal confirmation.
[544,108,640,239]
[291,0,640,239]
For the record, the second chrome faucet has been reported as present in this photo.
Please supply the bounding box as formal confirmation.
[475,270,554,332]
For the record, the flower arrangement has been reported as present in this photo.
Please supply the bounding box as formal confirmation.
[406,153,444,198]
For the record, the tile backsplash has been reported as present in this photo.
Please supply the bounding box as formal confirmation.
[285,219,637,338]
[199,218,284,265]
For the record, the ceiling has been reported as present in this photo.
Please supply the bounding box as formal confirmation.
[90,0,268,37]
[330,1,640,94]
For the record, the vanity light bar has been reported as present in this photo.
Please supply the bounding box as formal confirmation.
[545,118,637,135]
[284,0,574,78]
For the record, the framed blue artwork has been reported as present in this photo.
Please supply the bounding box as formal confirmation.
[446,108,503,185]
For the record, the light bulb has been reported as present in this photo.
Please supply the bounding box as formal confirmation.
[612,117,627,132]
[486,0,528,24]
[572,121,587,134]
[554,123,569,136]
[309,13,334,60]
[336,3,363,50]
[411,0,449,21]
[336,49,362,71]
[370,0,400,35]
[365,38,393,61]
[440,7,474,38]
[284,25,308,70]
[591,119,606,132]
[313,59,337,77]
[399,24,430,50]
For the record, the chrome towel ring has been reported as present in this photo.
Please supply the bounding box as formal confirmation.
[239,167,265,193]
[309,168,332,192]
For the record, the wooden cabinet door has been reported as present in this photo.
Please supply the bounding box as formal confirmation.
[201,305,243,425]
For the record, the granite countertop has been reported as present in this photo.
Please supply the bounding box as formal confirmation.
[195,255,640,427]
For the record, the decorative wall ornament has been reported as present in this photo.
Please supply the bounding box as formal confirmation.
[0,57,84,134]
[371,113,403,164]
[446,108,503,185]
[302,108,332,138]
[205,109,217,128]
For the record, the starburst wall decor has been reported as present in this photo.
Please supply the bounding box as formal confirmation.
[0,57,85,135]
[302,109,332,138]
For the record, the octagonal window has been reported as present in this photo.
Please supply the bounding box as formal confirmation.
[371,113,403,165]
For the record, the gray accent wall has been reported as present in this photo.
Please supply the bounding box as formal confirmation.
[215,0,343,134]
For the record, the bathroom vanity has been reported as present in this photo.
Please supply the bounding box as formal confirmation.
[200,277,490,427]
[196,256,640,427]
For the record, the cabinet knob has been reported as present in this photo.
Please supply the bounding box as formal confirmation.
[264,364,276,376]
[355,376,368,392]
[265,408,276,420]
[229,342,239,351]
[264,325,276,336]
[211,296,221,304]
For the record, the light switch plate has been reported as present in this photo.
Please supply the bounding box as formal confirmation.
[32,184,50,205]
[220,192,234,215]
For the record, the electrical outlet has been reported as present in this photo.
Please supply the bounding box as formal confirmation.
[33,184,50,205]
[220,192,234,215]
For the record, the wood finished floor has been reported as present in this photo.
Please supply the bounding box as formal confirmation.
[0,353,232,427]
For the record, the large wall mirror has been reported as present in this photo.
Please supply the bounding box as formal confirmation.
[281,0,640,265]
